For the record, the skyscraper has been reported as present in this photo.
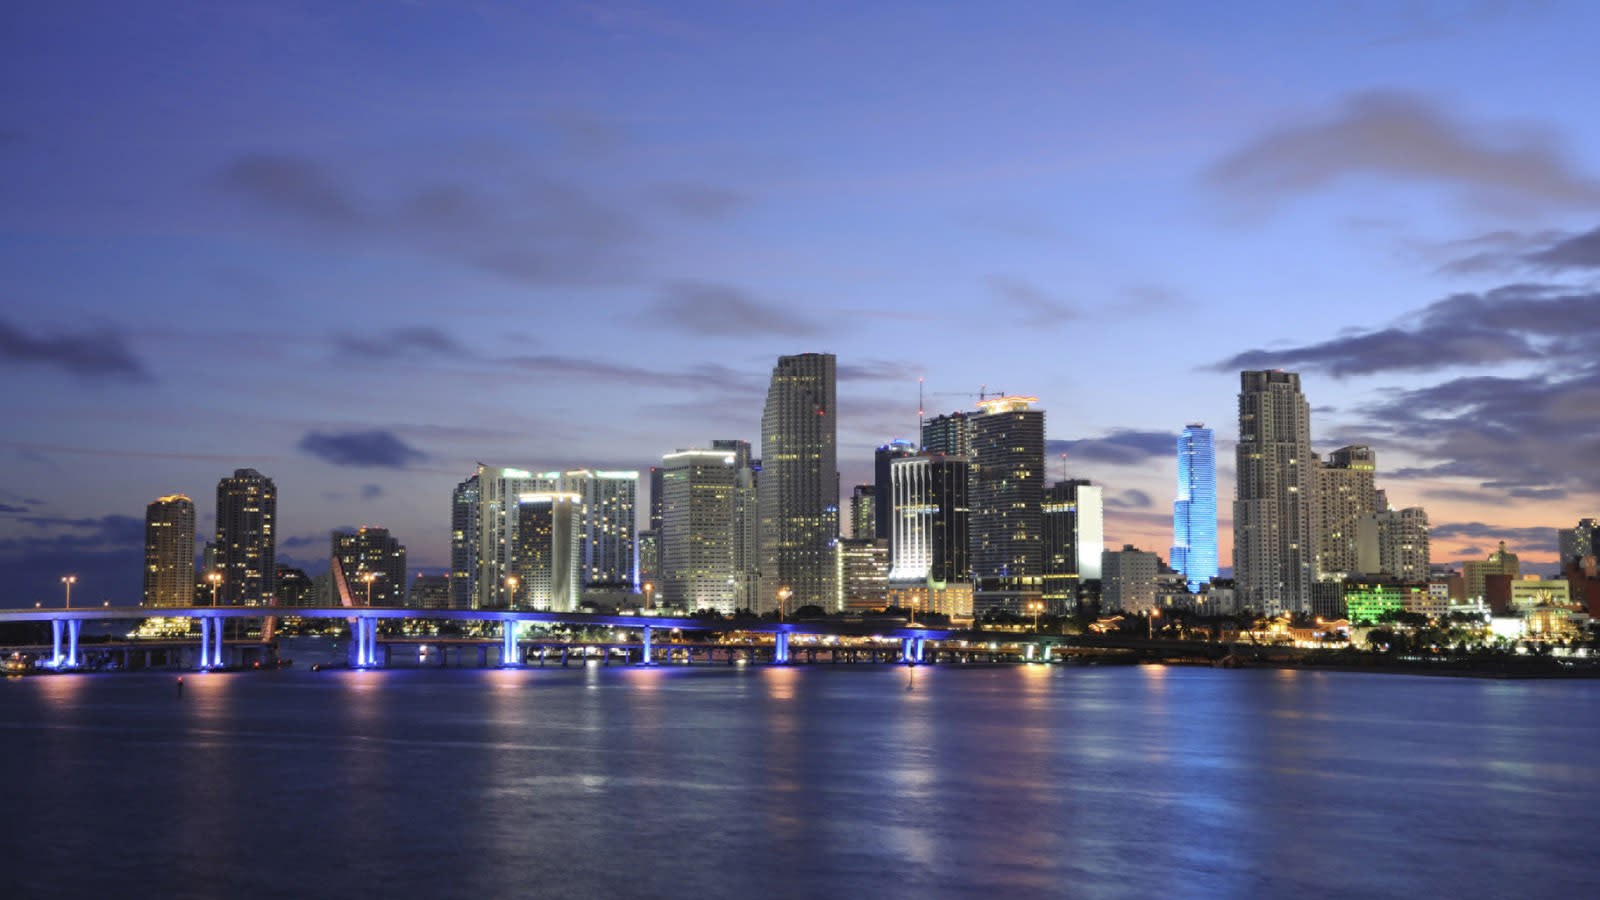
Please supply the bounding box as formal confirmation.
[475,465,558,608]
[1559,518,1599,565]
[759,352,838,611]
[849,483,876,540]
[1170,424,1218,592]
[969,395,1046,614]
[873,439,917,542]
[887,453,972,618]
[1317,445,1378,581]
[660,447,753,614]
[450,474,479,609]
[1234,371,1318,614]
[143,494,195,608]
[512,492,582,611]
[332,527,408,606]
[921,411,973,458]
[560,469,638,591]
[215,468,276,606]
[1044,478,1103,610]
[1356,507,1430,582]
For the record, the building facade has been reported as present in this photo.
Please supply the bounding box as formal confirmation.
[1101,545,1159,613]
[835,538,890,612]
[558,469,639,591]
[143,494,195,608]
[1234,371,1318,614]
[215,468,277,606]
[1170,424,1218,592]
[1043,479,1103,611]
[758,353,838,612]
[1356,507,1430,582]
[332,526,408,606]
[1317,445,1378,581]
[450,474,480,609]
[660,448,754,614]
[511,492,582,611]
[968,396,1046,614]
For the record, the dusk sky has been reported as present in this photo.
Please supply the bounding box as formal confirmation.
[5,1,1599,606]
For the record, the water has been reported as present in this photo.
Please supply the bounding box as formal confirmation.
[2,663,1595,899]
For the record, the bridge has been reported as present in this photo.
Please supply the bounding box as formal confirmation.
[0,605,963,672]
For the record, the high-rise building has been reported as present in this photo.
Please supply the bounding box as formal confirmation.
[1559,518,1599,565]
[660,448,754,614]
[410,574,451,610]
[713,439,760,610]
[1170,425,1218,592]
[887,453,972,618]
[849,484,875,540]
[921,411,973,458]
[215,468,276,606]
[1356,507,1430,582]
[511,492,582,611]
[759,352,838,611]
[835,538,890,612]
[1317,445,1378,581]
[273,564,315,607]
[474,465,558,608]
[648,466,665,532]
[332,527,408,606]
[143,494,195,608]
[1044,479,1103,611]
[969,395,1046,615]
[1234,371,1318,615]
[1101,544,1159,613]
[873,440,917,542]
[558,469,638,590]
[1464,542,1519,602]
[450,474,479,609]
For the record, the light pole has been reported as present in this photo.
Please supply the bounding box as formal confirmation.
[505,575,519,609]
[1149,607,1161,639]
[777,586,792,623]
[206,571,222,606]
[1027,601,1042,632]
[362,572,378,607]
[61,575,77,608]
[644,582,654,614]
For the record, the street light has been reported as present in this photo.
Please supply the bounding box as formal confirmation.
[361,572,378,607]
[206,571,222,606]
[505,575,519,608]
[644,582,654,614]
[1027,600,1043,631]
[777,586,792,622]
[1149,607,1161,639]
[61,575,76,609]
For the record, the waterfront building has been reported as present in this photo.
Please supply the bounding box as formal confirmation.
[411,574,451,610]
[887,453,972,619]
[873,440,917,543]
[1509,577,1571,612]
[1342,579,1426,625]
[1558,518,1599,565]
[1101,544,1159,613]
[558,469,638,591]
[758,352,838,612]
[1318,445,1378,581]
[648,466,664,532]
[450,474,479,609]
[512,492,582,611]
[660,447,754,614]
[143,494,195,608]
[332,527,408,606]
[1464,542,1520,603]
[1170,424,1218,592]
[1234,371,1318,614]
[836,538,890,612]
[215,468,277,606]
[921,411,974,458]
[968,395,1046,615]
[1356,507,1430,582]
[637,530,659,590]
[473,465,560,608]
[1043,479,1103,612]
[273,564,315,607]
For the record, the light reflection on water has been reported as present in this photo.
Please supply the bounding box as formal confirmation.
[4,664,1599,899]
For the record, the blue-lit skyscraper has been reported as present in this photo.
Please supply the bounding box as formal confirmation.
[1171,423,1217,592]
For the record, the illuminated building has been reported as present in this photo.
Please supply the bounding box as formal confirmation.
[873,440,916,542]
[969,395,1045,615]
[558,469,638,590]
[215,468,277,606]
[921,411,973,458]
[836,538,890,612]
[273,564,315,607]
[759,352,838,612]
[1317,445,1378,581]
[887,453,972,618]
[1170,424,1217,592]
[661,447,755,614]
[1044,479,1102,611]
[637,530,659,588]
[1342,579,1427,625]
[143,494,195,608]
[1101,545,1158,613]
[474,465,559,608]
[332,527,408,606]
[1356,507,1430,582]
[410,574,450,610]
[1234,371,1318,615]
[1464,542,1519,602]
[850,483,875,540]
[450,474,479,609]
[1558,518,1599,565]
[512,492,582,611]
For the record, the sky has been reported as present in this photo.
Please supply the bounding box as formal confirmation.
[4,1,1599,607]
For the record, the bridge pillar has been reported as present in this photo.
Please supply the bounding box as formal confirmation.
[901,637,913,665]
[914,637,926,663]
[67,619,81,668]
[215,618,227,668]
[502,620,519,667]
[51,619,63,667]
[1043,644,1052,663]
[560,647,569,667]
[198,617,211,669]
[774,631,790,665]
[639,625,654,666]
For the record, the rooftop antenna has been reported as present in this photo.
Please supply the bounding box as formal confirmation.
[1060,451,1068,482]
[918,377,925,439]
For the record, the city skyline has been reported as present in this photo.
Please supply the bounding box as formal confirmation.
[5,4,1600,605]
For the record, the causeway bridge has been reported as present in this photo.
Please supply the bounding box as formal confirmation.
[0,605,968,671]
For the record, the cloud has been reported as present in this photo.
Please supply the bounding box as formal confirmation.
[0,316,150,381]
[1208,91,1600,212]
[837,359,915,382]
[1430,522,1557,553]
[1049,430,1173,466]
[334,326,466,360]
[0,503,29,514]
[647,282,819,337]
[360,484,383,500]
[653,183,749,220]
[1105,489,1154,510]
[502,354,754,392]
[221,155,364,226]
[298,430,426,468]
[1525,224,1600,270]
[988,276,1078,328]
